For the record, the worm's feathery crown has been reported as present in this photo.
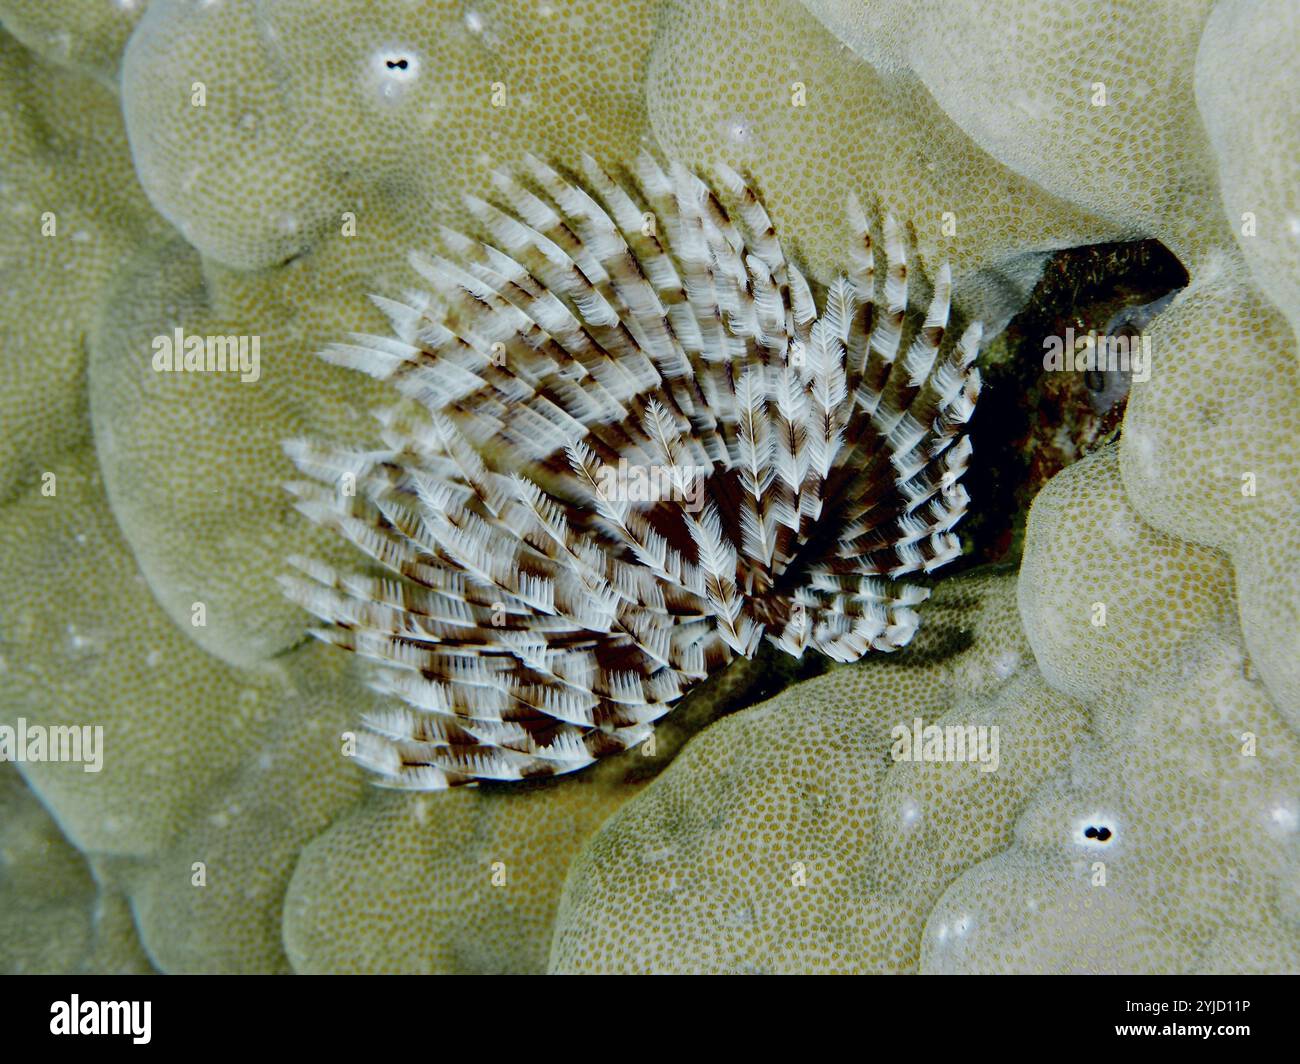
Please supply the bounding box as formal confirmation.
[283,153,982,789]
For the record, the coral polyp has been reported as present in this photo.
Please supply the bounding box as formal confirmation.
[282,155,982,789]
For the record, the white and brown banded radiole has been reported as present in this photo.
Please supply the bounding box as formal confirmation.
[282,154,983,790]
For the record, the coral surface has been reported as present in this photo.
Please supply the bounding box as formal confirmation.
[0,0,1295,974]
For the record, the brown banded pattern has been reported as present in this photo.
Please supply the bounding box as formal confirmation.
[282,154,983,789]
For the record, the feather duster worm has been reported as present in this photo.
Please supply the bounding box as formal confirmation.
[282,155,982,789]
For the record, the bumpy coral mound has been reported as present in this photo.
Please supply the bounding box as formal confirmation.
[121,0,654,271]
[647,0,1116,332]
[552,449,1299,973]
[922,445,1299,973]
[1,0,1297,975]
[1018,444,1234,701]
[923,627,1299,974]
[99,0,663,669]
[283,777,641,974]
[1196,0,1300,336]
[0,763,98,973]
[121,0,350,270]
[0,764,154,975]
[88,235,399,667]
[123,644,368,973]
[0,446,368,972]
[0,0,146,84]
[799,0,1228,259]
[549,570,1091,973]
[1119,260,1300,723]
[0,33,165,502]
[280,652,779,973]
[0,446,272,857]
[1118,264,1297,550]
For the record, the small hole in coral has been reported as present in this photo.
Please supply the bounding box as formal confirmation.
[1083,824,1112,842]
[370,48,420,93]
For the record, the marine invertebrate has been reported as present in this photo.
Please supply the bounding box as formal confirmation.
[283,155,983,789]
[6,0,1295,978]
[100,0,660,670]
[281,649,772,974]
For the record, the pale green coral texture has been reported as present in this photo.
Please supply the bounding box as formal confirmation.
[0,0,1295,973]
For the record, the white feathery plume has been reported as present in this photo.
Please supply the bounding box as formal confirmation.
[283,155,983,789]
